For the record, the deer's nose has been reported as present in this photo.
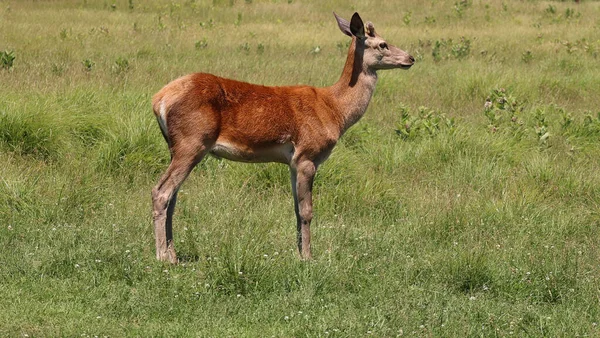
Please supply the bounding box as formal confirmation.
[408,55,415,64]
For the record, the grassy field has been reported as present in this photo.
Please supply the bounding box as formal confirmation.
[1,0,600,336]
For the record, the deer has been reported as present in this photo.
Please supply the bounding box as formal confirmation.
[151,12,414,264]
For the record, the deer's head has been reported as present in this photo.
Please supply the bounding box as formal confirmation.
[334,12,414,71]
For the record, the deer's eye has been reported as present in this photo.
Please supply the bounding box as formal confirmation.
[379,42,388,50]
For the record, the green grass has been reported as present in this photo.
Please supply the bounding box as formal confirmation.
[1,0,600,336]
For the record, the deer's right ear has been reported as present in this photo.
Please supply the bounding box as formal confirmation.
[334,12,352,37]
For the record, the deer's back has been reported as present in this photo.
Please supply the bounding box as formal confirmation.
[153,73,343,163]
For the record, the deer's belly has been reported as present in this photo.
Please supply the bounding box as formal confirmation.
[210,139,294,164]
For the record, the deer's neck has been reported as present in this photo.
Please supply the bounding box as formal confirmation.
[329,38,378,134]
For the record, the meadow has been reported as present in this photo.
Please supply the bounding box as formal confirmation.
[1,0,599,336]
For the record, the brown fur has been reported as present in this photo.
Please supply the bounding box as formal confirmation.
[151,12,414,263]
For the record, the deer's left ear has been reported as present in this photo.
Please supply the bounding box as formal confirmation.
[333,12,352,37]
[350,12,365,39]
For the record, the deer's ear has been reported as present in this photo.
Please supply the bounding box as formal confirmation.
[350,12,365,39]
[333,12,352,37]
[365,22,376,37]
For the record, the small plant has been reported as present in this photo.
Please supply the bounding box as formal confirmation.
[200,19,214,29]
[431,38,471,61]
[583,112,600,135]
[238,42,250,53]
[424,16,436,24]
[564,8,580,20]
[234,12,242,27]
[451,37,471,59]
[454,0,470,18]
[113,57,129,74]
[521,50,533,63]
[82,59,94,72]
[562,41,577,54]
[59,28,70,40]
[310,46,321,55]
[432,39,446,62]
[403,11,412,26]
[128,0,134,10]
[1,50,15,70]
[545,5,556,15]
[195,38,208,49]
[483,88,523,132]
[395,105,455,140]
[533,108,550,145]
[51,63,66,76]
[560,109,574,130]
[158,14,165,30]
[257,43,264,54]
[580,39,598,58]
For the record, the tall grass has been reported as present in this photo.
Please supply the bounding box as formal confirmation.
[1,0,599,336]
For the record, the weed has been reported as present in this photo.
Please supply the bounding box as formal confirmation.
[559,109,574,131]
[200,19,214,29]
[195,38,208,49]
[521,50,533,63]
[234,12,242,27]
[1,50,15,70]
[82,59,94,72]
[59,28,70,40]
[454,0,470,18]
[583,112,600,135]
[238,42,250,53]
[403,11,412,26]
[432,39,446,62]
[533,108,550,145]
[157,14,165,30]
[451,37,471,59]
[432,37,471,61]
[564,8,580,20]
[51,63,66,76]
[483,88,523,132]
[424,16,436,24]
[113,57,130,74]
[573,38,598,58]
[562,41,577,54]
[395,105,455,140]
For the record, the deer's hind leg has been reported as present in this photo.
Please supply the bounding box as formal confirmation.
[152,138,212,263]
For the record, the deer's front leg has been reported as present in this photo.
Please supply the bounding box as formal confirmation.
[291,160,316,260]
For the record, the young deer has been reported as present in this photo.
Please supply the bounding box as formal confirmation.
[152,12,414,263]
